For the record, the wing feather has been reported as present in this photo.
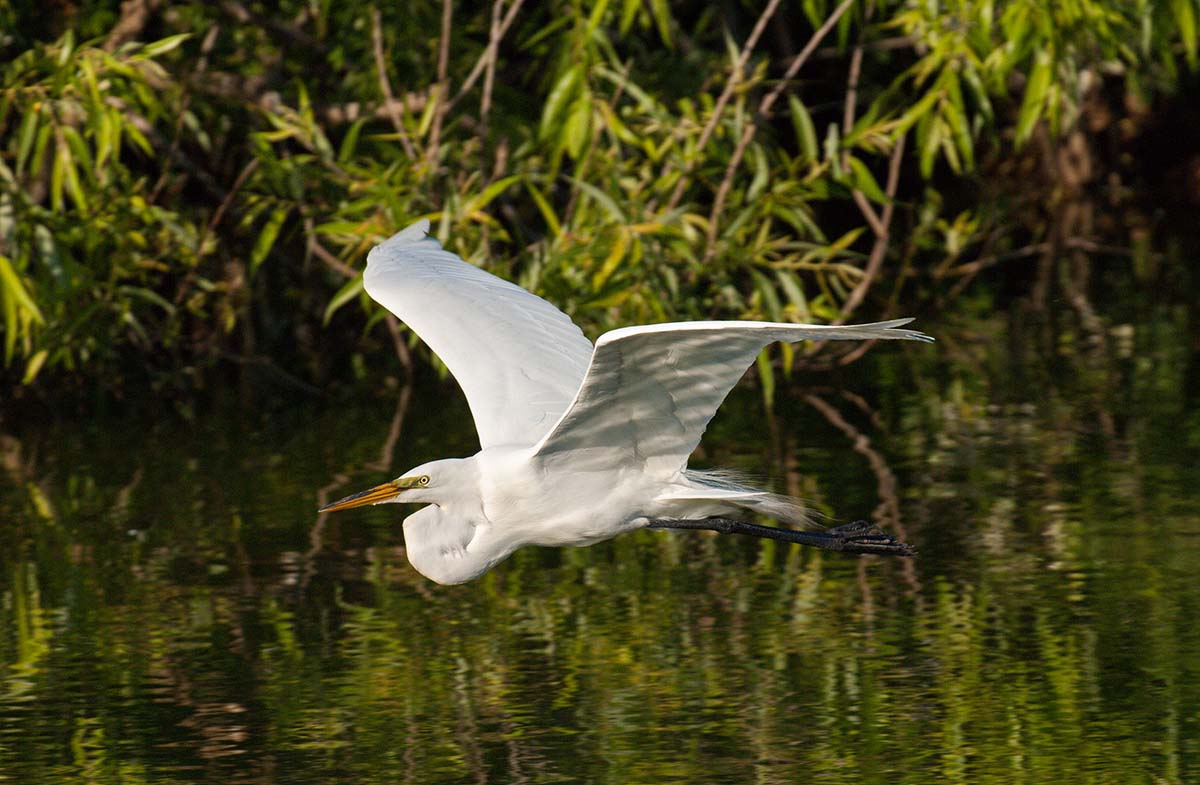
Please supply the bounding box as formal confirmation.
[532,320,933,474]
[364,220,594,448]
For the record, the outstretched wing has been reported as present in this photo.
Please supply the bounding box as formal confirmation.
[364,220,594,448]
[532,320,933,475]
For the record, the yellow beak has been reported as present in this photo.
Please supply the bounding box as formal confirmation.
[319,480,404,513]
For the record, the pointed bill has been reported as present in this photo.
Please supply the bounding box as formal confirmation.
[319,480,403,513]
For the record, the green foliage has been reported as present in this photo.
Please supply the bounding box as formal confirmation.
[0,1,1195,392]
[0,33,207,383]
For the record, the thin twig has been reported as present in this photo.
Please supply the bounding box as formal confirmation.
[383,314,414,375]
[704,0,857,261]
[371,6,417,158]
[761,0,857,117]
[427,0,455,169]
[447,0,525,111]
[306,219,415,373]
[104,0,161,52]
[480,0,504,124]
[841,44,863,138]
[841,42,884,235]
[663,0,783,213]
[306,223,359,278]
[836,132,906,323]
[150,24,221,204]
[852,190,886,237]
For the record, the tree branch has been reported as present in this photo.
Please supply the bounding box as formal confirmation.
[704,0,857,262]
[371,6,418,159]
[663,0,783,214]
[427,0,455,170]
[104,0,161,52]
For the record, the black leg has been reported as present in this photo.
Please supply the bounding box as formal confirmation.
[646,517,914,556]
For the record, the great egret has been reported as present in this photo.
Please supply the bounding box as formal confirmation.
[320,220,933,584]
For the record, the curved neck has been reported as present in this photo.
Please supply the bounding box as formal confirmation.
[402,504,504,585]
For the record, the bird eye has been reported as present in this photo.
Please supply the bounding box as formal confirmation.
[419,475,430,485]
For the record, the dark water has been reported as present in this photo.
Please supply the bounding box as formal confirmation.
[1,310,1198,784]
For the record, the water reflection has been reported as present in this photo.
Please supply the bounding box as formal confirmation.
[0,311,1197,784]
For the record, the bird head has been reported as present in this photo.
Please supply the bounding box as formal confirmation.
[318,460,450,512]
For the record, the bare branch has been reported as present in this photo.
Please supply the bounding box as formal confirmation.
[480,0,504,124]
[842,43,884,235]
[427,0,455,169]
[836,132,907,323]
[704,0,857,261]
[371,6,418,159]
[852,190,886,237]
[663,0,783,213]
[448,0,527,112]
[305,218,414,373]
[841,44,864,137]
[105,0,161,52]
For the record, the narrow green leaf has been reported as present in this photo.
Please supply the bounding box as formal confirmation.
[338,119,366,163]
[586,0,612,36]
[540,65,583,140]
[22,349,48,384]
[15,110,38,176]
[1015,49,1053,146]
[748,144,770,202]
[649,0,673,47]
[62,149,88,211]
[593,231,628,289]
[755,348,775,408]
[0,254,42,321]
[1174,0,1197,67]
[569,178,627,222]
[140,33,192,58]
[619,0,640,33]
[57,30,75,66]
[846,157,888,203]
[250,206,289,274]
[50,145,66,211]
[524,182,562,236]
[920,118,943,178]
[776,270,811,322]
[324,275,364,324]
[118,285,177,314]
[464,175,522,215]
[892,85,942,136]
[823,123,842,178]
[417,85,440,137]
[752,270,783,322]
[564,94,592,160]
[788,95,818,162]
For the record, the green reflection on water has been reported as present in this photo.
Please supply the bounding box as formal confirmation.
[1,313,1198,784]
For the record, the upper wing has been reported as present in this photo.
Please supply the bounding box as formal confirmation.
[364,220,594,448]
[532,319,933,475]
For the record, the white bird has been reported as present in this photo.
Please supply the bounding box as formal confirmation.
[320,219,933,584]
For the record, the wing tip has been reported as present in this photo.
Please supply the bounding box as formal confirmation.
[595,318,936,344]
[371,219,433,257]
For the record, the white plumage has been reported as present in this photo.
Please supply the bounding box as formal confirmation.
[321,219,933,584]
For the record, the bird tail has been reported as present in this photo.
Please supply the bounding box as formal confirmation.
[661,468,824,530]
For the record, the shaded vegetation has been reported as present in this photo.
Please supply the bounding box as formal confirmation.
[1,0,1197,398]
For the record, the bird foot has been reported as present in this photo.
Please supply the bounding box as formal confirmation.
[824,520,914,556]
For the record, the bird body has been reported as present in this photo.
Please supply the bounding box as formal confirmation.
[321,219,934,584]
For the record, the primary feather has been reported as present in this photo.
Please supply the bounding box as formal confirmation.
[364,219,594,448]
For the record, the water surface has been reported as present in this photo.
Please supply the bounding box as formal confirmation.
[1,312,1197,784]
